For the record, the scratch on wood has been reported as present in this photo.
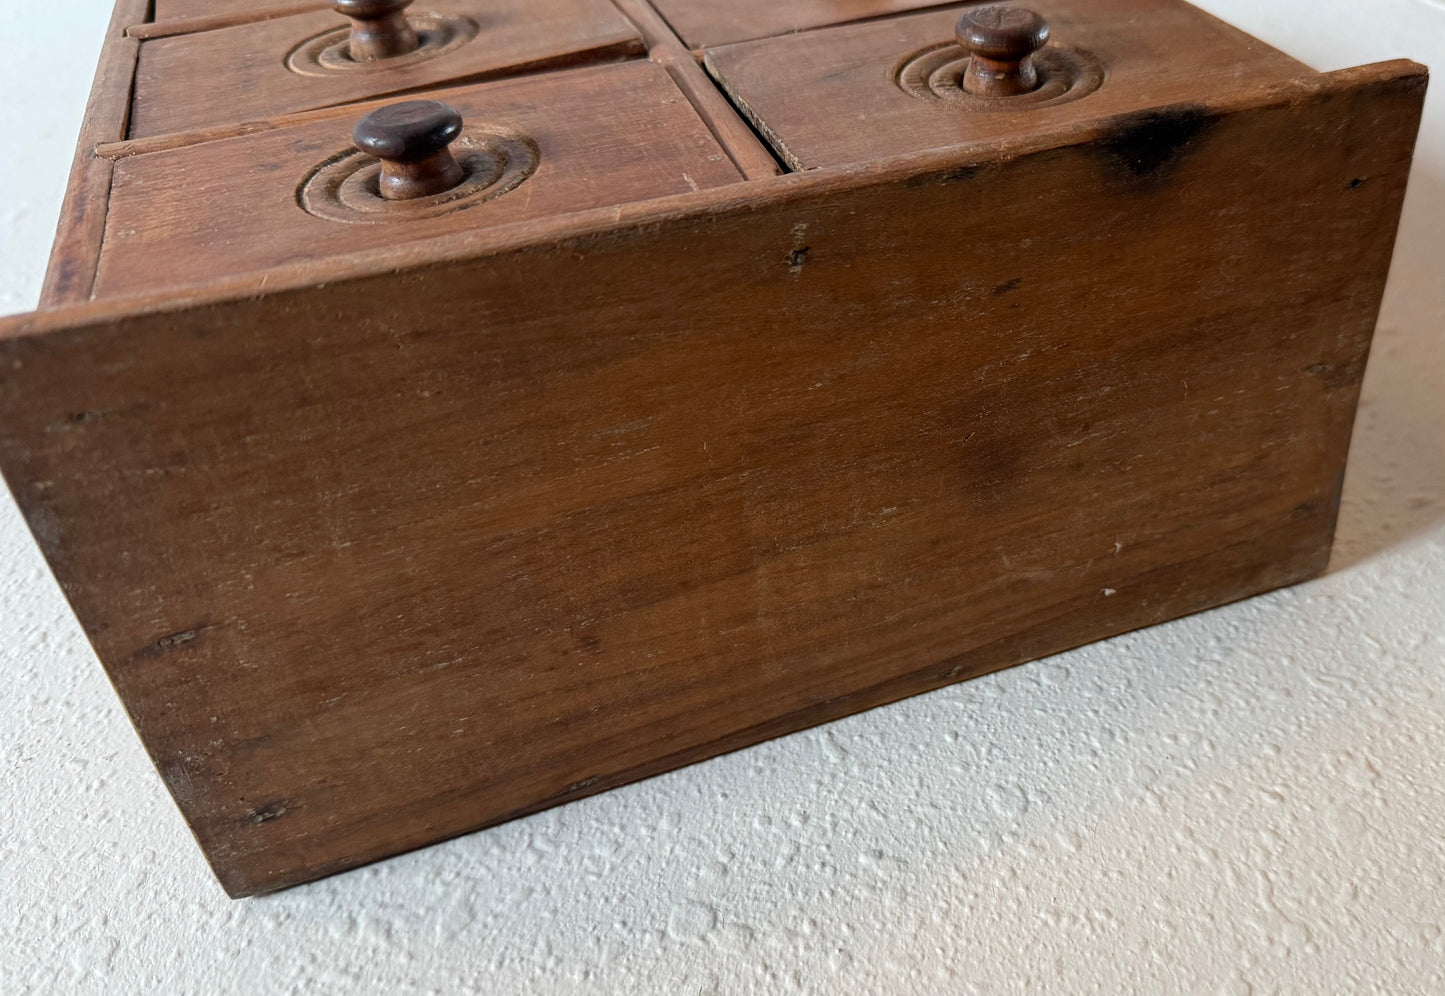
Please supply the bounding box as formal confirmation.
[130,624,216,663]
[559,775,601,797]
[243,801,292,825]
[788,221,810,276]
[45,410,112,433]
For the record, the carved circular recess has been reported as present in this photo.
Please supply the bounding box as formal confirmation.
[297,129,539,224]
[285,14,478,77]
[895,43,1104,110]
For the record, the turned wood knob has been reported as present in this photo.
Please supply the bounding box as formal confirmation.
[354,101,466,200]
[957,6,1051,98]
[334,0,419,62]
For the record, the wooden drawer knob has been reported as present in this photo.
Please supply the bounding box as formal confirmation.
[353,100,466,200]
[334,0,420,62]
[957,6,1051,98]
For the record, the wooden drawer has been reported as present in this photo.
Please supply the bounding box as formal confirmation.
[705,0,1312,170]
[95,61,743,297]
[130,0,644,138]
[650,0,963,48]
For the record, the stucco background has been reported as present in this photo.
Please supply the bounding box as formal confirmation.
[2,1,1442,992]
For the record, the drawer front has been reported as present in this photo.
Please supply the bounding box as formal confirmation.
[97,60,744,297]
[130,0,645,138]
[705,0,1311,169]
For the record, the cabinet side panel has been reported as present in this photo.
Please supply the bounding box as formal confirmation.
[0,66,1425,896]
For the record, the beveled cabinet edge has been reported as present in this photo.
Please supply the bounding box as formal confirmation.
[37,0,148,309]
[17,59,1426,335]
[127,3,329,41]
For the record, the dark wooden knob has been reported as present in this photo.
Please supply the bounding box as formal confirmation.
[354,101,466,200]
[334,0,419,62]
[957,6,1051,98]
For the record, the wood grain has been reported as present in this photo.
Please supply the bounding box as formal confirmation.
[129,0,645,139]
[0,61,1422,896]
[652,0,968,48]
[150,0,326,23]
[705,0,1314,170]
[130,2,328,40]
[94,62,744,298]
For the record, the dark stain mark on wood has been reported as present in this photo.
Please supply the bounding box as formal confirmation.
[906,163,986,188]
[44,256,84,304]
[992,277,1024,297]
[1095,104,1215,183]
[965,436,1026,502]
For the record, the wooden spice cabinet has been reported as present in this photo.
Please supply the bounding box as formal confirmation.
[0,0,1426,896]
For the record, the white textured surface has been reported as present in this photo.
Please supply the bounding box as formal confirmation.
[2,1,1443,992]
